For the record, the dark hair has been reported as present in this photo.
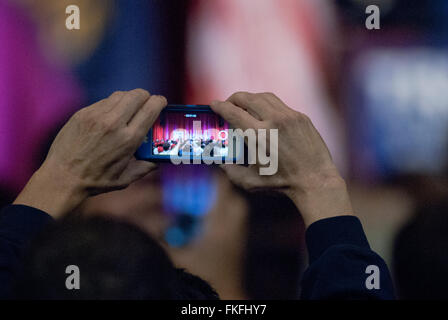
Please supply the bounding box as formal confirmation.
[163,142,170,151]
[393,200,448,299]
[175,269,219,300]
[13,217,218,300]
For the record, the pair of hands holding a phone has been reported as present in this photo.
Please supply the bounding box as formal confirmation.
[14,89,353,227]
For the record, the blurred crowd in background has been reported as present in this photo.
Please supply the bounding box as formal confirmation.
[1,0,448,299]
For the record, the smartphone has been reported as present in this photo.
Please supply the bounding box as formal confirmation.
[135,104,244,163]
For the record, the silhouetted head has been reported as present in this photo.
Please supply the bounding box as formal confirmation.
[13,217,219,300]
[393,200,448,299]
[175,269,219,300]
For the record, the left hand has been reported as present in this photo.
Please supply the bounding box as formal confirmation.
[14,89,167,218]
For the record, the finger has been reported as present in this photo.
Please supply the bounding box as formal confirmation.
[227,91,275,120]
[128,95,168,137]
[258,92,292,113]
[210,100,260,131]
[81,91,125,115]
[118,158,158,186]
[110,89,150,123]
[105,91,126,110]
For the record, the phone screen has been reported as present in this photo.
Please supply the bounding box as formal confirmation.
[136,105,242,163]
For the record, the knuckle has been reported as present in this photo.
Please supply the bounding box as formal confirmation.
[232,91,249,101]
[130,88,149,99]
[100,116,120,131]
[108,91,124,102]
[246,93,266,105]
[246,92,260,103]
[151,94,167,106]
[98,118,111,131]
[110,90,124,98]
[274,112,309,129]
[252,95,265,104]
[74,109,95,125]
[125,90,139,100]
[71,110,84,122]
[296,112,310,124]
[261,92,277,99]
[121,91,137,103]
[271,115,288,127]
[276,112,305,129]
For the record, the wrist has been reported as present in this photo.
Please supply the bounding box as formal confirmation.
[289,170,354,229]
[13,163,87,219]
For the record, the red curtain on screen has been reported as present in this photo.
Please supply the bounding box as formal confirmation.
[152,112,228,142]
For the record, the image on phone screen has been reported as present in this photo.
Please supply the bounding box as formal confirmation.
[136,105,242,163]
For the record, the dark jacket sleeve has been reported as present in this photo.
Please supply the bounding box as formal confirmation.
[0,205,53,299]
[300,216,395,300]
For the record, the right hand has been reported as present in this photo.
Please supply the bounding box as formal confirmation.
[210,92,353,228]
[14,89,167,218]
